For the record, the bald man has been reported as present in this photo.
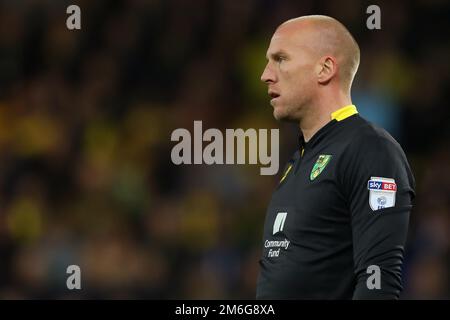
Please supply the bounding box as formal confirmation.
[257,16,415,299]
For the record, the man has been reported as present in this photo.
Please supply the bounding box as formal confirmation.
[256,15,415,299]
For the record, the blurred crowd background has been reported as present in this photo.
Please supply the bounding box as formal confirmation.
[0,0,448,299]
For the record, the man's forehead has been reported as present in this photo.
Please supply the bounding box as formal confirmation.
[268,30,294,50]
[274,19,312,37]
[266,27,310,56]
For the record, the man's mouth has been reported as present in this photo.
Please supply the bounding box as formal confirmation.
[268,91,280,102]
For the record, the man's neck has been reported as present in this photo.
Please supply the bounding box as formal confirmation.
[300,95,352,142]
[300,111,332,143]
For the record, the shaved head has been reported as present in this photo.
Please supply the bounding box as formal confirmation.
[278,15,360,92]
[261,15,360,130]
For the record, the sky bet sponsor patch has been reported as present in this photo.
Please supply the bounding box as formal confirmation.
[367,177,397,211]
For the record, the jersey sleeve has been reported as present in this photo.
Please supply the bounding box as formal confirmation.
[339,132,415,299]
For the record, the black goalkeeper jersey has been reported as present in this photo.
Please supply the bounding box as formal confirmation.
[256,105,415,299]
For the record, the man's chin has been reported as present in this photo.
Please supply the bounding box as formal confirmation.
[273,107,292,122]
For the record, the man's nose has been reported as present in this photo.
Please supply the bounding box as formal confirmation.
[261,63,276,84]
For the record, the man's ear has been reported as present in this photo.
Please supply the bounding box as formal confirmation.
[317,56,337,85]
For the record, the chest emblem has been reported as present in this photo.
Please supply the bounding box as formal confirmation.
[310,154,332,180]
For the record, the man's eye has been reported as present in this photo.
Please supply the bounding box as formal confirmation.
[276,56,285,63]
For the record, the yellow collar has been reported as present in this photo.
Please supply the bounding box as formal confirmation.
[331,104,358,121]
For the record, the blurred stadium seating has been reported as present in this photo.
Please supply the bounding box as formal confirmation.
[0,0,448,299]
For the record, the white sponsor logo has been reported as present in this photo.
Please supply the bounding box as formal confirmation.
[266,212,289,258]
[272,212,287,235]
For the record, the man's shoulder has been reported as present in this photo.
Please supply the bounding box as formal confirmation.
[345,115,404,155]
[339,115,416,196]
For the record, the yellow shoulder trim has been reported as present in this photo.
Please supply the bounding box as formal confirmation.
[331,104,358,122]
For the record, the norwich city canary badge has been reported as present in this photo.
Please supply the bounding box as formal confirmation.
[310,155,332,181]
